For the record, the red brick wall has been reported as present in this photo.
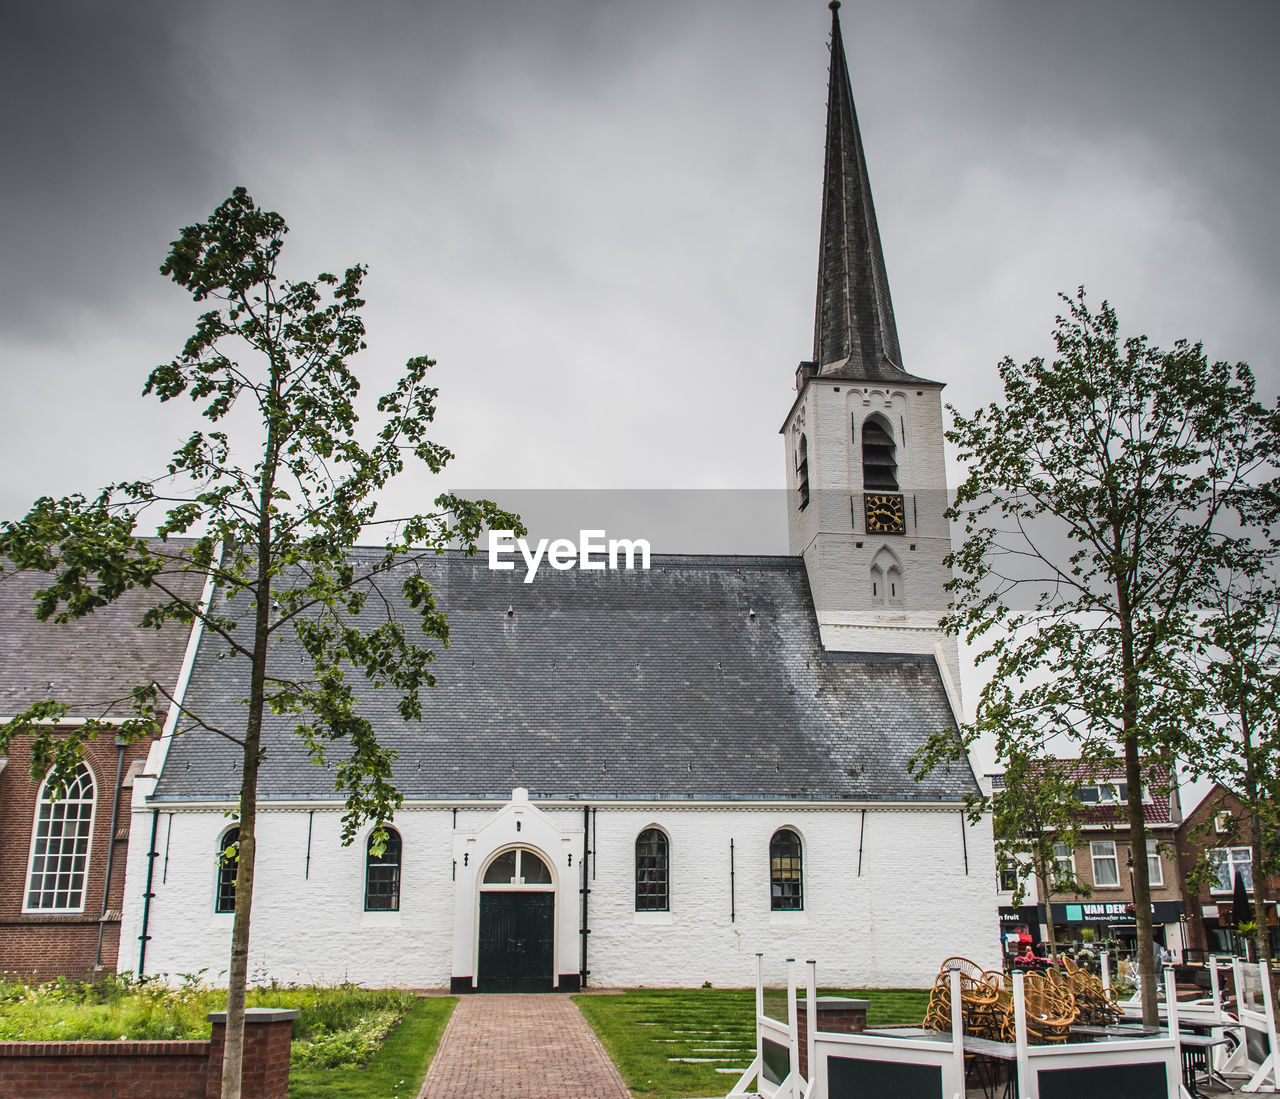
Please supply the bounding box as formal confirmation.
[1177,785,1280,955]
[0,1040,208,1098]
[0,1013,296,1099]
[0,733,156,981]
[205,1017,295,1099]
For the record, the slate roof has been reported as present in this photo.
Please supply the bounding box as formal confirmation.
[0,541,206,719]
[153,550,978,804]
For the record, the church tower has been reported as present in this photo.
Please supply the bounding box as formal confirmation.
[783,2,959,686]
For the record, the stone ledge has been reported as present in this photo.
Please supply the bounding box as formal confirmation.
[206,1008,299,1024]
[0,1040,209,1056]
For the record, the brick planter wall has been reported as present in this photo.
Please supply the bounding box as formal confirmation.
[0,1007,297,1099]
[796,996,868,1079]
[206,1009,297,1099]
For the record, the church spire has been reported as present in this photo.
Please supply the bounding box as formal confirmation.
[812,2,905,380]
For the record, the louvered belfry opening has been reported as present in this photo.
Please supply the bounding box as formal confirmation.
[861,419,898,489]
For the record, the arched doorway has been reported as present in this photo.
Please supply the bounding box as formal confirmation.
[477,846,556,992]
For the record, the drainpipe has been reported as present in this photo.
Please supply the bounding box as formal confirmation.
[137,808,160,976]
[94,737,127,972]
[579,804,591,989]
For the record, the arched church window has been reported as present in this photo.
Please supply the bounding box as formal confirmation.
[870,563,885,604]
[483,847,552,885]
[861,417,898,490]
[769,828,803,911]
[797,435,810,509]
[25,763,95,912]
[635,828,669,912]
[215,827,239,913]
[365,827,402,911]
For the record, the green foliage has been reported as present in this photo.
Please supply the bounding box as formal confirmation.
[0,974,416,1064]
[0,187,519,1098]
[574,987,929,1099]
[987,748,1089,912]
[914,288,1280,781]
[910,287,1280,1020]
[288,997,455,1099]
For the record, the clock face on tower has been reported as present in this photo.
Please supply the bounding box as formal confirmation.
[864,493,906,535]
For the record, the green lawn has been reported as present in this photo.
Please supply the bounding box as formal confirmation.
[574,987,929,1099]
[289,996,455,1099]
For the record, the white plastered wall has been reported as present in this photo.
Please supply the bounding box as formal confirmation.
[119,794,997,990]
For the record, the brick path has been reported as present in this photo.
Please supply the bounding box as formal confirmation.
[418,994,632,1098]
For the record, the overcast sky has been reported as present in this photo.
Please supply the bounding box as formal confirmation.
[4,0,1278,744]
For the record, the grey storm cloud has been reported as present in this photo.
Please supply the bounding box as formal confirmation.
[2,0,1277,528]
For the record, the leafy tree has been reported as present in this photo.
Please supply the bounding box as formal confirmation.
[0,188,518,1099]
[989,748,1090,961]
[913,289,1280,1025]
[1185,567,1280,984]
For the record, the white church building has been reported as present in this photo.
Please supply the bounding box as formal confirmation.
[119,5,996,993]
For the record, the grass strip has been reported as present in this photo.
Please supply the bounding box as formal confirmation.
[289,996,456,1099]
[574,987,928,1099]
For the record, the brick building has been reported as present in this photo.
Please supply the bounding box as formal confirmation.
[1176,783,1280,958]
[0,550,205,981]
[993,761,1186,958]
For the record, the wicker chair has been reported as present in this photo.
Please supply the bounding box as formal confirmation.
[1021,971,1077,1044]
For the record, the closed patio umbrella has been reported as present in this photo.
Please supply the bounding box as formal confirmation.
[1232,870,1254,927]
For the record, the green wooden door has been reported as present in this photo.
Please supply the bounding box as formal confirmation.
[478,891,555,992]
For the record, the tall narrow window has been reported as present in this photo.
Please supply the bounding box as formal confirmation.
[1090,840,1119,887]
[25,764,95,912]
[1052,842,1074,880]
[770,828,803,911]
[797,435,810,509]
[215,827,239,913]
[1145,838,1163,887]
[861,418,898,490]
[635,828,670,911]
[365,828,402,911]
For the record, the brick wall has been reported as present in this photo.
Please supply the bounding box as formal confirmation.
[0,1009,296,1099]
[0,1040,208,1098]
[0,733,156,980]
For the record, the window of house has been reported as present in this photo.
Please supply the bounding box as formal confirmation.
[770,828,803,911]
[1146,838,1163,887]
[1052,842,1074,880]
[1090,840,1119,887]
[861,418,898,490]
[1214,812,1231,834]
[635,828,669,912]
[365,828,402,912]
[1209,847,1252,894]
[215,827,239,913]
[998,866,1019,893]
[24,764,95,912]
[797,435,810,510]
[1076,783,1131,805]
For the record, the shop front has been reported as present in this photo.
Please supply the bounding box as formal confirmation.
[1050,899,1186,958]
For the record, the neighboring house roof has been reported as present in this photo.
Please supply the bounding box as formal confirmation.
[153,550,978,804]
[0,541,205,720]
[989,758,1173,827]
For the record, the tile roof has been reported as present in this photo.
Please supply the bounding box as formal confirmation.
[0,540,205,720]
[990,757,1173,826]
[153,550,979,804]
